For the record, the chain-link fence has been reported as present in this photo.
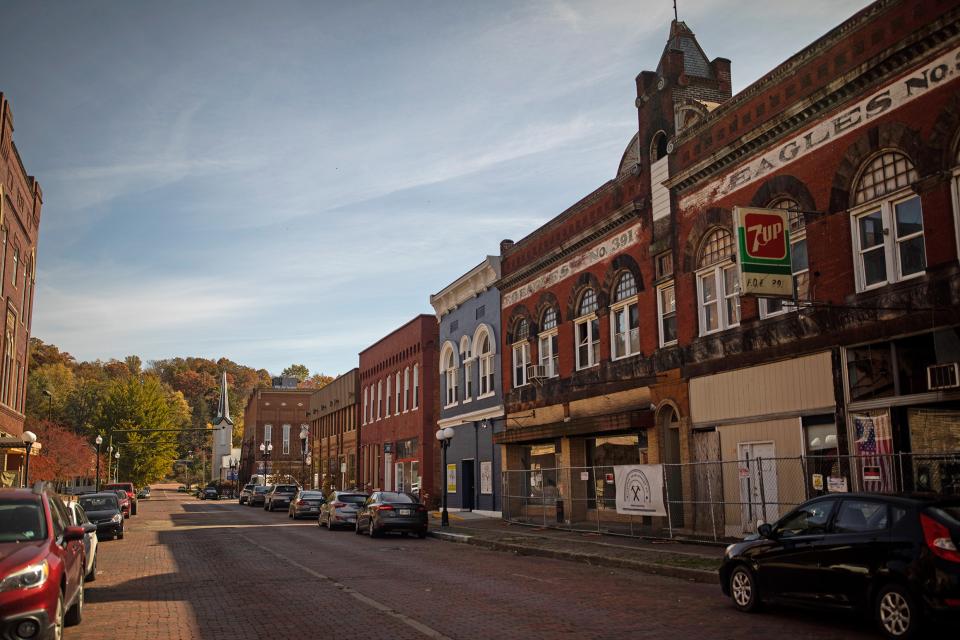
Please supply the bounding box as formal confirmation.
[501,452,960,542]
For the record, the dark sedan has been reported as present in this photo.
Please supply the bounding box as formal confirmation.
[78,492,125,540]
[720,493,960,639]
[249,485,271,507]
[355,492,427,538]
[288,490,325,519]
[319,491,368,530]
[264,484,299,512]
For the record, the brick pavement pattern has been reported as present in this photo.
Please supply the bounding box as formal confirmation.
[70,488,881,640]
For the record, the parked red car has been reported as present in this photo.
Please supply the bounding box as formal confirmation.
[104,482,138,516]
[111,489,131,518]
[0,484,88,640]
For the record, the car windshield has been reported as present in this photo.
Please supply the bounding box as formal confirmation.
[79,495,119,510]
[379,492,416,504]
[276,486,297,493]
[932,505,960,525]
[254,487,269,494]
[243,485,254,491]
[0,501,47,542]
[301,492,324,500]
[339,494,367,504]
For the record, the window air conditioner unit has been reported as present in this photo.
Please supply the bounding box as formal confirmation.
[927,363,959,391]
[527,364,547,380]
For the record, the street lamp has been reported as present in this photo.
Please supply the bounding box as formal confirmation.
[259,442,273,484]
[299,425,310,487]
[114,451,120,483]
[106,444,114,485]
[94,435,103,491]
[43,389,53,418]
[22,431,37,488]
[435,426,454,527]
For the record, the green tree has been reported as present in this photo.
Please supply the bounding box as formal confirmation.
[25,362,76,422]
[281,364,310,382]
[99,376,179,486]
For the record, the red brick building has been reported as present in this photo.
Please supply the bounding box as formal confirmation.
[239,382,313,485]
[496,0,960,538]
[0,93,43,484]
[309,368,360,491]
[358,315,439,498]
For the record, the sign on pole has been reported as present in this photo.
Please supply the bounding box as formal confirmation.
[734,206,793,298]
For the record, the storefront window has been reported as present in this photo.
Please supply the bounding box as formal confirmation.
[847,343,895,402]
[848,327,960,401]
[586,434,649,509]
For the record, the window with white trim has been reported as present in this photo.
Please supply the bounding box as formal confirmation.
[403,367,410,411]
[538,308,559,378]
[610,272,639,359]
[394,372,400,415]
[477,330,495,396]
[386,375,392,415]
[460,336,472,401]
[377,380,382,419]
[761,198,810,317]
[264,424,272,443]
[696,228,739,335]
[362,386,368,425]
[413,364,419,409]
[657,282,677,346]
[575,289,600,370]
[850,151,925,291]
[444,348,458,407]
[282,424,291,454]
[512,318,530,387]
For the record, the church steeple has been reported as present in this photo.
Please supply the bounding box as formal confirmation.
[215,371,233,426]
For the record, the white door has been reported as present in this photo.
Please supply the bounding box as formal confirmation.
[738,442,779,532]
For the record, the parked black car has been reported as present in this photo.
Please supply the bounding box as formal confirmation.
[264,484,299,511]
[77,492,125,540]
[201,487,219,500]
[720,493,960,639]
[288,490,325,519]
[355,492,427,538]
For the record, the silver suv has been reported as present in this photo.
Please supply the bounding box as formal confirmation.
[264,484,299,512]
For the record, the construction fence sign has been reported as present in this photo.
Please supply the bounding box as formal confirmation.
[613,464,666,517]
[734,206,793,298]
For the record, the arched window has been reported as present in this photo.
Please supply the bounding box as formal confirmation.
[460,336,473,401]
[611,272,639,359]
[512,318,531,387]
[444,347,458,407]
[696,228,739,335]
[538,308,559,378]
[762,198,810,317]
[851,151,925,290]
[476,328,496,396]
[575,289,600,370]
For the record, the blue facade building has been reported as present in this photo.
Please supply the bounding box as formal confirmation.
[430,256,503,515]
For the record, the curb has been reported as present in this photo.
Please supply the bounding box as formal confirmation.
[429,530,719,584]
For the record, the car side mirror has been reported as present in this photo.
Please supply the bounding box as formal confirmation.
[64,525,86,542]
[757,523,774,539]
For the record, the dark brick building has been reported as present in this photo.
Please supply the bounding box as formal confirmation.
[239,383,313,485]
[495,0,960,538]
[358,315,439,498]
[0,93,42,485]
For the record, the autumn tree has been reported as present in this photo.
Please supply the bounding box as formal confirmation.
[281,364,310,382]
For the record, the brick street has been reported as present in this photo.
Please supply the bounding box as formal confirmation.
[69,488,883,640]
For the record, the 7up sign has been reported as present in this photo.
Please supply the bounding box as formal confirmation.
[734,206,793,298]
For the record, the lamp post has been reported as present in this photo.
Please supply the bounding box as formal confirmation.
[106,445,114,485]
[43,389,53,418]
[299,425,309,488]
[114,451,120,483]
[22,431,37,488]
[94,435,103,491]
[435,426,454,527]
[259,442,273,484]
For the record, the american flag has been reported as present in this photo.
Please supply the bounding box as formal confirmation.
[854,414,895,492]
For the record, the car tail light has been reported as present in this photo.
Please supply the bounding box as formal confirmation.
[332,501,346,508]
[921,513,960,563]
[297,500,307,505]
[946,599,960,608]
[376,504,394,511]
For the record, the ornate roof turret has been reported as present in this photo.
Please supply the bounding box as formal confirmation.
[657,20,713,79]
[215,371,233,426]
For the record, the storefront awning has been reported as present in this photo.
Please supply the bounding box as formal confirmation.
[494,409,654,444]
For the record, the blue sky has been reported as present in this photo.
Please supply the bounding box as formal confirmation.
[1,0,870,377]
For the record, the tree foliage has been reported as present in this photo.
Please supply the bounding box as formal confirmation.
[281,363,310,382]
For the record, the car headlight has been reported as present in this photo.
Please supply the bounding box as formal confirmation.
[112,513,123,523]
[0,560,49,593]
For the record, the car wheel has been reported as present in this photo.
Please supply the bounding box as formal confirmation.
[86,552,97,582]
[355,519,362,535]
[369,518,379,538]
[117,529,124,540]
[132,504,138,516]
[65,579,83,626]
[52,590,64,640]
[876,583,919,639]
[729,565,761,612]
[417,530,427,539]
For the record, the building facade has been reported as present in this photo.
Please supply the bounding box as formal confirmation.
[309,368,360,491]
[358,315,439,499]
[0,93,42,485]
[430,257,504,515]
[239,384,313,485]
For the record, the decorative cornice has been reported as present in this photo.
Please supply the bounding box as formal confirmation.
[430,256,502,318]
